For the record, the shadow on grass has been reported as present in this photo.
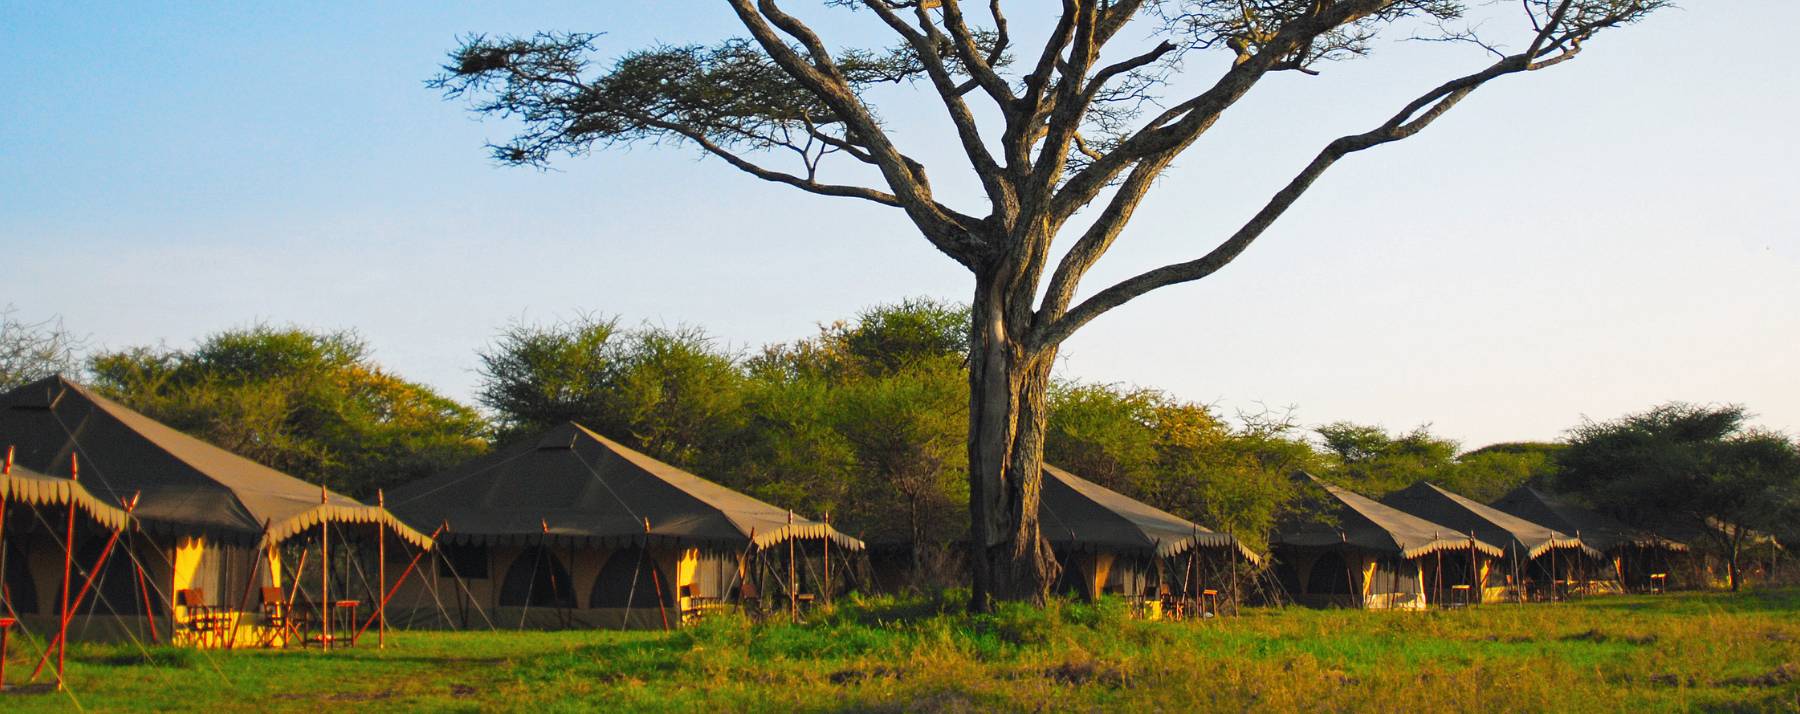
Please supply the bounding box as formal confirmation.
[1573,589,1800,616]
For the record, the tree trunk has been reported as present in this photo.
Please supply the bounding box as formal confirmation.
[1727,528,1743,592]
[965,273,1060,611]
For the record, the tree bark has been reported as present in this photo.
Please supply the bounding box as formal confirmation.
[1727,526,1743,592]
[966,271,1060,611]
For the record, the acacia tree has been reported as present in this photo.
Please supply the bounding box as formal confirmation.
[433,0,1665,607]
[1559,404,1800,591]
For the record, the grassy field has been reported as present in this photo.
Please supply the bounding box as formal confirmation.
[3,589,1797,712]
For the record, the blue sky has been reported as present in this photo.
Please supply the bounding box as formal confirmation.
[3,2,1795,449]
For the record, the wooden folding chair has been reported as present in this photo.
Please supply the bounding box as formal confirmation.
[179,589,227,648]
[257,586,305,647]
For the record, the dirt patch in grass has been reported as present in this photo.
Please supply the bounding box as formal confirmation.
[1562,629,1657,646]
[829,665,905,684]
[1043,660,1128,687]
[1717,663,1798,688]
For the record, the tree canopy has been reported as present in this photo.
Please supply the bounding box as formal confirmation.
[88,326,490,498]
[1558,403,1800,590]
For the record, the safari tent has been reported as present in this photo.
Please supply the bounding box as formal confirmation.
[384,421,864,630]
[1272,474,1502,609]
[1489,485,1688,592]
[1380,482,1595,600]
[1040,464,1259,614]
[0,375,431,650]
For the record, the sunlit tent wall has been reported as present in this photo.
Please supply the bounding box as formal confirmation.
[1380,482,1595,601]
[384,421,863,630]
[1272,474,1502,610]
[1489,486,1689,592]
[0,376,431,648]
[1040,465,1259,613]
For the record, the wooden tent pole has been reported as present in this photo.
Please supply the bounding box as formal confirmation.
[787,512,797,621]
[1228,528,1239,616]
[132,545,159,643]
[644,518,669,631]
[822,513,831,608]
[320,486,331,651]
[55,454,77,689]
[378,490,386,649]
[1469,534,1478,607]
[1434,548,1443,607]
[0,447,9,620]
[355,522,446,640]
[1549,542,1558,602]
[737,528,756,608]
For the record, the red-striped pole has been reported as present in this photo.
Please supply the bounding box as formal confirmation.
[56,454,77,688]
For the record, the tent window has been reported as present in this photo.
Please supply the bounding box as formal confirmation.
[4,539,37,614]
[1306,552,1354,595]
[438,543,490,579]
[588,548,672,608]
[498,547,575,608]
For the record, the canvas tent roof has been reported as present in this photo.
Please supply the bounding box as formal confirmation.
[1380,482,1596,560]
[1039,464,1260,563]
[1489,486,1687,554]
[1273,474,1503,560]
[0,375,431,548]
[387,421,863,552]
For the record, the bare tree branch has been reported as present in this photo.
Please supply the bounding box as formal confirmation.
[1030,0,1624,350]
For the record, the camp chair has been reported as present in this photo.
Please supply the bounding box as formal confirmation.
[680,584,727,625]
[257,586,306,647]
[1155,584,1181,621]
[179,589,228,648]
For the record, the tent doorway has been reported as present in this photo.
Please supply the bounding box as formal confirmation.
[1306,552,1354,595]
[589,548,671,608]
[498,546,576,608]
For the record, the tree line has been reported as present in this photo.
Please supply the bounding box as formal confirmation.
[1,301,1794,589]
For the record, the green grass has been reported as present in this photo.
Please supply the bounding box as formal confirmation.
[4,589,1798,712]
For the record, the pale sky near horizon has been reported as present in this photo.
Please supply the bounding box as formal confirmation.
[3,2,1795,451]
